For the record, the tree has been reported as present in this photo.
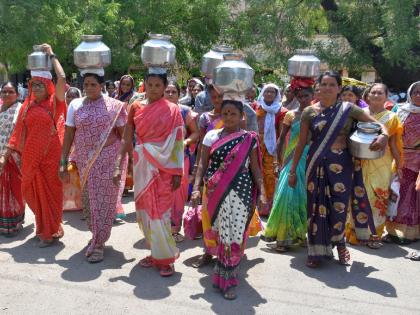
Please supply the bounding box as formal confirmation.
[0,0,228,82]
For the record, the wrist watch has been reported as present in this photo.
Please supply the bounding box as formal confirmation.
[49,53,57,60]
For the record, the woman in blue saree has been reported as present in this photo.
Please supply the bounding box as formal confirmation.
[289,72,388,267]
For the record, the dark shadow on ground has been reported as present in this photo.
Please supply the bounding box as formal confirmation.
[57,245,135,282]
[0,223,34,244]
[62,211,88,232]
[109,264,182,300]
[189,255,267,314]
[349,242,409,259]
[0,235,65,264]
[289,251,397,298]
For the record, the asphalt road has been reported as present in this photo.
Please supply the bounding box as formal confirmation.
[1,195,419,315]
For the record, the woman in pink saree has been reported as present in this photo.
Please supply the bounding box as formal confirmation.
[59,71,127,263]
[114,71,184,277]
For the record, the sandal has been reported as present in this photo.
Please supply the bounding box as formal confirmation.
[172,233,185,243]
[191,253,213,268]
[223,287,237,300]
[87,248,104,263]
[337,246,351,265]
[139,256,154,268]
[38,239,56,248]
[381,234,394,244]
[266,243,290,253]
[306,258,320,268]
[159,264,175,277]
[407,251,420,261]
[366,239,384,249]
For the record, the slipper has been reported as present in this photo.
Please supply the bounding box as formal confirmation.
[191,253,213,268]
[87,248,104,263]
[407,251,420,261]
[38,239,56,248]
[366,240,383,250]
[139,256,154,268]
[172,233,185,243]
[306,258,320,268]
[159,264,175,277]
[381,234,394,244]
[266,243,290,253]
[223,287,237,300]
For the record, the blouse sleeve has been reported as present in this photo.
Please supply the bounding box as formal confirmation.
[202,129,220,147]
[198,112,209,130]
[283,111,295,126]
[65,98,83,127]
[301,106,315,123]
[349,103,365,120]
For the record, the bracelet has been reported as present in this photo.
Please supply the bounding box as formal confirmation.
[60,159,68,166]
[192,190,200,194]
[288,173,296,177]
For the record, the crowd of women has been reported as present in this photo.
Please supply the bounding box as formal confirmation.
[0,44,419,300]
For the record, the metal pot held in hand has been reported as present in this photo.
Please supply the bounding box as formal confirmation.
[141,34,176,67]
[27,45,52,71]
[74,35,111,69]
[349,122,385,160]
[201,45,234,78]
[213,53,254,95]
[288,49,320,78]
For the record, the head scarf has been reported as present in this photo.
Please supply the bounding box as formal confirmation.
[116,74,135,102]
[30,70,52,80]
[65,87,82,99]
[189,77,204,88]
[397,81,420,123]
[257,83,282,155]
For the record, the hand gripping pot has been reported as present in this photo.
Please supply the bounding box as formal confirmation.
[212,53,254,95]
[349,122,385,160]
[201,45,234,78]
[27,45,52,71]
[74,35,111,69]
[141,34,176,67]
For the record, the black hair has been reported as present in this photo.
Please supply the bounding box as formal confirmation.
[167,80,181,95]
[221,100,244,114]
[294,86,314,96]
[341,85,361,99]
[317,71,342,86]
[0,81,18,94]
[83,73,105,84]
[145,73,168,86]
[105,80,115,89]
[66,87,82,98]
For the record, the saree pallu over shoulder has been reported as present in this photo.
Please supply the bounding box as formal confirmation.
[306,102,376,258]
[133,98,184,220]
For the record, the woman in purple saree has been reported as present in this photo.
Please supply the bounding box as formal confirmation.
[192,100,265,300]
[289,72,388,267]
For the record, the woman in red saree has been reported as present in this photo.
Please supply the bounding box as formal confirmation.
[7,44,66,247]
[114,71,184,277]
[0,82,24,235]
[192,99,266,300]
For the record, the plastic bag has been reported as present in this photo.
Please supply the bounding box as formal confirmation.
[183,205,202,240]
[387,176,400,221]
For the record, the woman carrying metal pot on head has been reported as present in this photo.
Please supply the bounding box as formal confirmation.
[288,71,388,268]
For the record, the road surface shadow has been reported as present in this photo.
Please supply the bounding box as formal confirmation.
[57,246,135,282]
[0,223,34,244]
[189,255,267,314]
[62,211,88,232]
[349,242,410,259]
[289,253,397,298]
[109,264,182,300]
[0,234,65,264]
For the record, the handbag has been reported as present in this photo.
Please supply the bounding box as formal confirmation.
[183,205,202,240]
[63,162,82,211]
